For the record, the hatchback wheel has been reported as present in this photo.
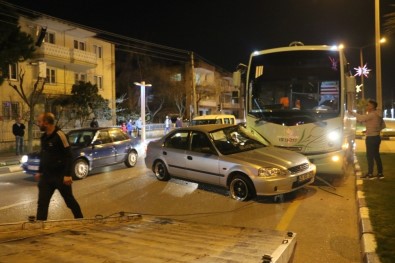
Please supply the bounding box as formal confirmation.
[229,174,255,201]
[153,160,170,181]
[125,151,138,167]
[73,159,89,179]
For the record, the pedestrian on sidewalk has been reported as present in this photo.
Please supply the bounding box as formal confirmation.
[34,112,83,221]
[164,116,171,134]
[12,116,25,156]
[349,99,384,179]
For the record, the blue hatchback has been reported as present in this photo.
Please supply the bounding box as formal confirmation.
[21,127,139,179]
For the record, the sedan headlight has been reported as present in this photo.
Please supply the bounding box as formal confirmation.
[21,155,29,163]
[258,167,289,177]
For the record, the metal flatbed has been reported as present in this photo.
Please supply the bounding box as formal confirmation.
[0,213,296,263]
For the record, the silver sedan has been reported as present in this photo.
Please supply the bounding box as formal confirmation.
[145,124,316,201]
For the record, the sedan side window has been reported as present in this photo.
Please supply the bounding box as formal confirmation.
[96,130,112,144]
[109,129,128,142]
[191,131,214,153]
[164,131,189,150]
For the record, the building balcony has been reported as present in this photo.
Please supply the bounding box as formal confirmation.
[33,42,97,71]
[199,99,217,107]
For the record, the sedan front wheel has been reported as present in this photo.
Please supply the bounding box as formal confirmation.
[72,159,89,180]
[229,174,255,201]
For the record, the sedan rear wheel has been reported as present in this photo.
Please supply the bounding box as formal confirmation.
[229,174,255,201]
[153,160,170,181]
[125,151,138,167]
[73,159,89,180]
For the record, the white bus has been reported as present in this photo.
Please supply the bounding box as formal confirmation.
[237,43,356,175]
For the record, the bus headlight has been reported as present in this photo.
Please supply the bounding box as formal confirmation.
[327,131,340,141]
[258,167,289,177]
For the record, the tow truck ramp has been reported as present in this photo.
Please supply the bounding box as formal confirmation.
[0,214,296,263]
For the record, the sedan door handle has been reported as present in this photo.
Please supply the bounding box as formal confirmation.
[187,156,192,160]
[163,151,167,155]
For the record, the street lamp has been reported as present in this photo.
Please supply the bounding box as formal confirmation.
[134,81,152,143]
[375,0,382,110]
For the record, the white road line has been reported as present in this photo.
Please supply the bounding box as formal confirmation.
[0,200,35,211]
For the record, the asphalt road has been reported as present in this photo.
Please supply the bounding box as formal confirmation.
[0,158,360,263]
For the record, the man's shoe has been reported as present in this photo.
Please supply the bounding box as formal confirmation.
[360,174,374,180]
[377,173,385,180]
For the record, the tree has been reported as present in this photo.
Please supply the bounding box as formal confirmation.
[384,5,395,35]
[7,68,45,152]
[0,4,35,85]
[68,81,112,127]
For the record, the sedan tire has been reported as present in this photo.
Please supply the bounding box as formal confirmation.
[125,151,138,167]
[229,174,256,201]
[72,159,89,180]
[153,160,170,181]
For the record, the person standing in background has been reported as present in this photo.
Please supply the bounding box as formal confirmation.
[12,116,25,155]
[175,117,183,128]
[349,100,384,179]
[126,119,134,137]
[34,112,83,221]
[90,117,99,128]
[135,117,142,137]
[164,116,171,134]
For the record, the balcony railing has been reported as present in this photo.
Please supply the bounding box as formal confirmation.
[34,43,97,70]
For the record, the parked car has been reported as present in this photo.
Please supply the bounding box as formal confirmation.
[145,124,316,201]
[21,127,139,179]
[190,114,236,126]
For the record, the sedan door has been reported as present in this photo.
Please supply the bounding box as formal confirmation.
[91,130,116,167]
[162,131,189,177]
[109,129,131,163]
[185,131,220,185]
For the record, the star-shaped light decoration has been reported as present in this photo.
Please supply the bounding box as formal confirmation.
[354,64,371,78]
[356,84,363,93]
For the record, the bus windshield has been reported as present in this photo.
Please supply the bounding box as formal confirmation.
[248,50,341,123]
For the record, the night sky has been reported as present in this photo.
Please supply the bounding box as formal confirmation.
[5,0,395,107]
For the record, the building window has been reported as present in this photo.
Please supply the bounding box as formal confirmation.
[44,32,55,44]
[93,45,102,59]
[46,68,56,84]
[94,75,103,90]
[8,63,18,80]
[74,40,86,51]
[2,101,20,120]
[74,73,87,84]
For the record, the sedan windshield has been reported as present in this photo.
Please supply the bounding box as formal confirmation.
[209,126,267,155]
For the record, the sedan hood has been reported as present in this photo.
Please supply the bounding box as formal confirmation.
[226,146,308,169]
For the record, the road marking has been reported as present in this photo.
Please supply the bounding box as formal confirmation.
[275,199,302,231]
[0,200,34,211]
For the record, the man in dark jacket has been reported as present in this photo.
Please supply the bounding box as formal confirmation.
[12,116,25,155]
[34,112,83,221]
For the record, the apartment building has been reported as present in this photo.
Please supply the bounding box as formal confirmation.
[0,14,116,151]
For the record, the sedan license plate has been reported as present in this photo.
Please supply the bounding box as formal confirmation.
[298,171,313,181]
[27,165,39,171]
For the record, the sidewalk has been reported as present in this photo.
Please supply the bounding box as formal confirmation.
[0,153,23,174]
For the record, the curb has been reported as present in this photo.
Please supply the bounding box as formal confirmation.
[354,156,381,263]
[0,165,23,174]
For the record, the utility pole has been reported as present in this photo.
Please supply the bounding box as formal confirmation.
[191,52,197,118]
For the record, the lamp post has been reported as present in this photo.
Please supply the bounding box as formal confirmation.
[375,0,382,110]
[134,81,152,143]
